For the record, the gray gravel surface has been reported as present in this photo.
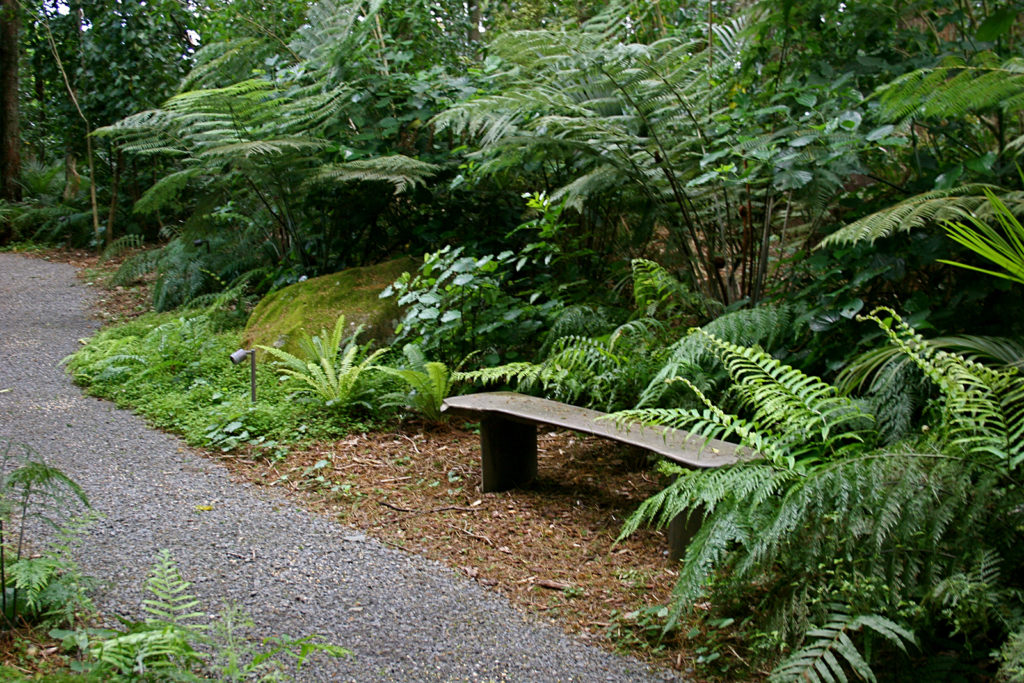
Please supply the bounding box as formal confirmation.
[0,253,680,682]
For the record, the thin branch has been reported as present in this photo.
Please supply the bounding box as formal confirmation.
[379,501,478,514]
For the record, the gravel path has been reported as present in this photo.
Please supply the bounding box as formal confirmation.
[0,253,678,682]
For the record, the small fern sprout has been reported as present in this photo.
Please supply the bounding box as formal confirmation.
[375,344,466,422]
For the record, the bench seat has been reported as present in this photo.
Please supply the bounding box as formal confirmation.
[441,391,752,560]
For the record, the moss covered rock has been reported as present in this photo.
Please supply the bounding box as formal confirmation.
[242,256,417,355]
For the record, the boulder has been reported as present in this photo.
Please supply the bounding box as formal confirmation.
[242,256,417,355]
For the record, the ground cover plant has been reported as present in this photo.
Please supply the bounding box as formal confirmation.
[63,302,378,457]
[52,550,350,680]
[0,439,92,634]
[0,434,350,681]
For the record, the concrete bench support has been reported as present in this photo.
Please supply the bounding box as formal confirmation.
[480,414,537,492]
[667,508,704,562]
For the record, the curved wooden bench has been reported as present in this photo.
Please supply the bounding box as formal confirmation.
[441,391,753,560]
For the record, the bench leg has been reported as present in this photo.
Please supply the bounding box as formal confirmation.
[479,415,537,492]
[667,507,704,563]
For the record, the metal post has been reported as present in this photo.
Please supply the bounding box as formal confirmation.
[249,349,257,402]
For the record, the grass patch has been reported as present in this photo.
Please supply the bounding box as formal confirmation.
[64,308,378,455]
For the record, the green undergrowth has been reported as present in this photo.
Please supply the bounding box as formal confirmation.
[64,309,378,456]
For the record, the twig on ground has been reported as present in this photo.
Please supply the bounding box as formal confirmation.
[400,434,421,454]
[379,501,478,514]
[447,523,494,546]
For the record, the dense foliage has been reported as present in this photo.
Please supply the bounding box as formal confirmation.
[8,0,1024,678]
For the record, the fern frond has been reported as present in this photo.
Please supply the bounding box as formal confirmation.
[310,155,439,194]
[769,606,915,683]
[860,307,1024,465]
[6,556,64,612]
[199,137,325,158]
[141,550,205,629]
[821,186,1024,246]
[639,306,797,407]
[99,235,145,262]
[875,57,1024,121]
[132,168,201,215]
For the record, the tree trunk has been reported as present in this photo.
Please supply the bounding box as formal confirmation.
[468,0,482,43]
[0,0,21,202]
[105,146,121,247]
[63,153,80,200]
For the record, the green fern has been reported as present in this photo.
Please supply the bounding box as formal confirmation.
[309,156,439,195]
[631,258,705,320]
[433,7,805,307]
[862,308,1024,467]
[999,627,1024,682]
[5,555,65,615]
[60,550,350,679]
[132,168,201,216]
[617,312,1024,676]
[821,55,1024,249]
[375,344,463,422]
[99,234,145,263]
[538,304,619,356]
[875,56,1024,122]
[638,305,798,407]
[258,314,387,408]
[90,626,202,677]
[460,318,670,412]
[86,553,205,674]
[142,550,206,629]
[768,606,915,683]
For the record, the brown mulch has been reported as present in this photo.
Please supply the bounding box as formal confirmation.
[29,246,746,680]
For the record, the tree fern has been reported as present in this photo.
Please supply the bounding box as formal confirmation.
[821,186,1024,247]
[875,56,1024,122]
[822,54,1024,248]
[432,6,819,307]
[310,155,439,194]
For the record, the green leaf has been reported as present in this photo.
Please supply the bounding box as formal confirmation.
[977,8,1018,42]
[865,124,894,142]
